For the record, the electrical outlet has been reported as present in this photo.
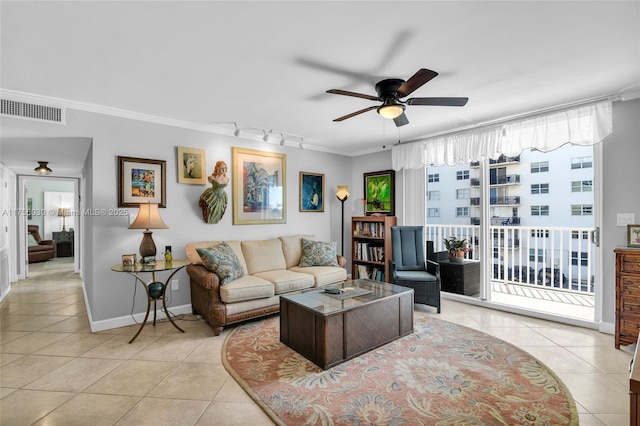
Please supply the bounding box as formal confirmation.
[171,279,179,291]
[617,213,636,227]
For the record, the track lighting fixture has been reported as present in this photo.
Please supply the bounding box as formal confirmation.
[279,133,285,146]
[262,129,272,142]
[233,122,240,137]
[34,161,52,175]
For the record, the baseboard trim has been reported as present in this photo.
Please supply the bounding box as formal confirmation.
[88,304,193,333]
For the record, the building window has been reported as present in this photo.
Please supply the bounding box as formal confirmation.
[456,207,469,217]
[427,190,440,201]
[428,173,440,183]
[456,188,470,199]
[571,251,589,266]
[571,180,593,192]
[493,247,499,259]
[572,230,589,239]
[531,205,549,216]
[531,229,550,238]
[529,249,544,262]
[531,183,549,194]
[531,161,549,173]
[427,208,440,217]
[456,170,469,180]
[571,204,593,216]
[571,156,593,169]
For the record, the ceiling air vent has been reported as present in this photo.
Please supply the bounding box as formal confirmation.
[1,98,65,124]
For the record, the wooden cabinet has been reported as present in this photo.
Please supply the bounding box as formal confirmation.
[351,216,396,282]
[615,248,640,348]
[52,231,74,257]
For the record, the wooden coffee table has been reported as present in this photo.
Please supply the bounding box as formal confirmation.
[279,279,414,369]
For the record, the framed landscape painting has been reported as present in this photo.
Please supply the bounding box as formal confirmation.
[364,169,395,216]
[232,147,286,224]
[299,172,324,212]
[118,156,166,207]
[628,224,640,248]
[177,146,207,185]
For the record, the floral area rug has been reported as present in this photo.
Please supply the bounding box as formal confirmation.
[222,313,578,425]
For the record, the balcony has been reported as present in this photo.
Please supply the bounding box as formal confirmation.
[489,196,520,206]
[470,217,480,225]
[470,178,480,187]
[490,174,520,186]
[490,216,521,226]
[470,197,480,206]
[489,155,521,166]
[426,223,596,322]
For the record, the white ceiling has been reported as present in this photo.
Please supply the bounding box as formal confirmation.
[1,1,639,174]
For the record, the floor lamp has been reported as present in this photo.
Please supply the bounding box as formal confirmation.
[336,185,350,255]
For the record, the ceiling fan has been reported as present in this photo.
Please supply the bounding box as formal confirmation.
[326,68,468,127]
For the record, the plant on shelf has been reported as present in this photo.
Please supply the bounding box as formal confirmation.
[443,236,469,262]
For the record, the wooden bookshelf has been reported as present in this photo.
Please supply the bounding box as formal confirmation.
[351,215,396,282]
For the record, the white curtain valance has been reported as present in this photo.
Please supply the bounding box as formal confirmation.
[392,100,612,170]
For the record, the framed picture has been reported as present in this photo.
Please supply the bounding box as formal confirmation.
[299,172,324,212]
[628,224,640,247]
[232,147,286,224]
[364,169,395,216]
[177,146,206,184]
[118,156,166,207]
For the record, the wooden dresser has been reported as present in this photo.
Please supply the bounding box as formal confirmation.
[615,248,640,349]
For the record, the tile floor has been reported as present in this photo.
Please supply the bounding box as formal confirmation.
[0,262,632,425]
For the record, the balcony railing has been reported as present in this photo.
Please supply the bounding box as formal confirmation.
[489,155,521,165]
[490,174,520,185]
[489,196,520,206]
[425,224,595,297]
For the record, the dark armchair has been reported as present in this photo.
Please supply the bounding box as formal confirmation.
[389,226,441,313]
[28,225,55,263]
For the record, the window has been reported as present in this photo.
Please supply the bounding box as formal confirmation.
[529,249,544,262]
[531,161,549,173]
[571,156,593,169]
[572,231,589,239]
[427,190,440,201]
[428,173,439,183]
[456,207,469,217]
[571,180,593,192]
[571,204,593,216]
[531,205,549,216]
[493,247,499,259]
[571,251,589,266]
[531,183,549,194]
[456,188,470,199]
[531,229,550,238]
[456,170,469,180]
[427,208,440,217]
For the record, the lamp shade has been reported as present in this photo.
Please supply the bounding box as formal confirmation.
[336,185,350,201]
[377,103,405,119]
[128,203,168,230]
[34,161,52,175]
[57,208,71,217]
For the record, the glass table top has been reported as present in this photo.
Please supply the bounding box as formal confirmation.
[280,279,412,316]
[111,259,189,273]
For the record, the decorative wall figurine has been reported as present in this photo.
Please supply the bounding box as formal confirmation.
[199,161,229,224]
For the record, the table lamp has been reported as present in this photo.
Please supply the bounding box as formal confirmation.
[57,207,71,231]
[336,185,349,255]
[128,202,168,259]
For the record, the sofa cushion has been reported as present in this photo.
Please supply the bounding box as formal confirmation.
[196,243,245,285]
[253,269,314,294]
[241,239,287,274]
[27,234,39,247]
[186,241,247,273]
[299,238,339,267]
[219,275,275,303]
[279,234,315,269]
[289,266,347,287]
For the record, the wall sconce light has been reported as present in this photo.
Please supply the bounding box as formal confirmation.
[336,185,350,255]
[34,161,52,175]
[128,202,169,259]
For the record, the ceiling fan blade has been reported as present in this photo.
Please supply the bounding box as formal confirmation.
[333,106,378,122]
[397,69,438,97]
[406,97,469,106]
[327,89,379,101]
[393,113,409,127]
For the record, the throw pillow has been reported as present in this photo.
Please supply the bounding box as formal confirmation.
[299,238,339,267]
[196,242,244,285]
[27,234,39,247]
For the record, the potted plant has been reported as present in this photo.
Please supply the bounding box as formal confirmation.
[443,236,468,263]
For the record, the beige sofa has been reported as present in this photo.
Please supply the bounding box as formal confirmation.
[185,235,347,335]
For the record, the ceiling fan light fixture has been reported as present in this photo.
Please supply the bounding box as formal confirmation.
[377,103,405,119]
[34,161,52,175]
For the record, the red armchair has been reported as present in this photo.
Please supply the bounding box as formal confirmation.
[28,225,54,263]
